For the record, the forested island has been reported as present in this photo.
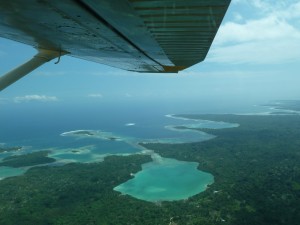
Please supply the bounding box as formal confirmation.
[0,146,22,153]
[0,114,300,224]
[0,151,55,168]
[263,100,300,112]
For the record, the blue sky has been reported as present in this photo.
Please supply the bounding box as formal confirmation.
[1,0,300,108]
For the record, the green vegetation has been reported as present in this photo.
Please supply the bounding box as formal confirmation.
[0,115,300,224]
[72,131,94,136]
[0,151,55,168]
[0,146,22,153]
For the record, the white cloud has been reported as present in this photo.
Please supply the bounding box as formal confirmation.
[215,16,300,44]
[233,12,243,22]
[210,1,300,64]
[209,39,300,64]
[290,2,300,16]
[88,93,103,98]
[14,95,58,103]
[232,0,293,12]
[250,0,272,10]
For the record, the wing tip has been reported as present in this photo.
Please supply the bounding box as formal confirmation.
[162,65,187,73]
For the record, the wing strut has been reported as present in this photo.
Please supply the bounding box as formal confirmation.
[0,49,64,92]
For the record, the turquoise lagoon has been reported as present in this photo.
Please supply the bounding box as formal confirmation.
[1,113,238,201]
[114,154,214,202]
[0,166,26,180]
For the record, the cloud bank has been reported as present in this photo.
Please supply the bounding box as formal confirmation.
[14,95,58,103]
[209,0,300,64]
[88,93,103,98]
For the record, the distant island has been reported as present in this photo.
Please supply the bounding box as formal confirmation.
[68,130,94,136]
[0,146,22,153]
[0,151,55,168]
[263,100,300,112]
[60,130,122,141]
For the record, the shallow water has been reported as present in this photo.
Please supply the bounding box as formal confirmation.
[0,166,26,180]
[114,155,214,202]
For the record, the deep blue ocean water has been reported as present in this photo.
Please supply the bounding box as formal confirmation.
[1,100,266,146]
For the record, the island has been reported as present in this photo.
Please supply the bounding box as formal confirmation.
[0,146,22,153]
[0,151,55,168]
[60,129,122,141]
[68,130,94,136]
[263,100,300,112]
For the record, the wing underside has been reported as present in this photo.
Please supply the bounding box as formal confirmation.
[0,0,230,73]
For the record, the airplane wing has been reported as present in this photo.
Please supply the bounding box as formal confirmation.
[0,0,231,91]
